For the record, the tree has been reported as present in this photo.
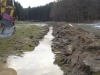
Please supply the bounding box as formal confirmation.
[50,0,100,22]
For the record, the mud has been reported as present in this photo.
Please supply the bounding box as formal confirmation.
[52,22,100,75]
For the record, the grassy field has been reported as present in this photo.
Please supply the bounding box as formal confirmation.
[72,23,100,36]
[0,21,47,56]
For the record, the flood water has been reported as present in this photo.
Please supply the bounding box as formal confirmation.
[6,27,63,75]
[72,22,100,35]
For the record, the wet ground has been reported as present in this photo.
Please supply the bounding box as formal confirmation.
[1,21,100,75]
[0,27,63,75]
[72,22,100,35]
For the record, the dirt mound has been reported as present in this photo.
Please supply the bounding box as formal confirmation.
[52,22,100,75]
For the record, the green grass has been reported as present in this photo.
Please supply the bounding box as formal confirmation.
[0,21,46,55]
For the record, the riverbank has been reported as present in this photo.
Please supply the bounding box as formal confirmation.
[0,21,49,64]
[52,22,100,75]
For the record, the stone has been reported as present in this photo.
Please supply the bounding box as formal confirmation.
[83,54,100,72]
[65,45,73,55]
[95,56,100,60]
[54,51,61,54]
[67,56,71,65]
[70,51,80,66]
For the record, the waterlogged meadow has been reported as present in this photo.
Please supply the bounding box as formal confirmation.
[72,22,100,36]
[0,21,47,56]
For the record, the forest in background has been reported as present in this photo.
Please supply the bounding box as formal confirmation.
[51,0,100,22]
[14,0,100,22]
[14,1,53,21]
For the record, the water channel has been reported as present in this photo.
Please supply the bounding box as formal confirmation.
[5,27,63,75]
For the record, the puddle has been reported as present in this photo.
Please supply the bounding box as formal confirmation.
[93,26,100,28]
[6,27,63,75]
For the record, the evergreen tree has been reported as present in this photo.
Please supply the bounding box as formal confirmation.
[50,0,100,22]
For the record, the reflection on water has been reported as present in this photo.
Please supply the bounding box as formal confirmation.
[7,27,63,75]
[76,22,100,29]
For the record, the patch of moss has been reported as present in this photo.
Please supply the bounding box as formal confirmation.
[52,47,58,52]
[53,51,68,72]
[21,42,35,51]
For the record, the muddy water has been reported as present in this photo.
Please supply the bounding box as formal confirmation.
[6,27,63,75]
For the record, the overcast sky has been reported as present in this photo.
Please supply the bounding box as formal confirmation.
[15,0,55,8]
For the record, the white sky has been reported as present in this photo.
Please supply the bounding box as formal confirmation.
[15,0,55,8]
